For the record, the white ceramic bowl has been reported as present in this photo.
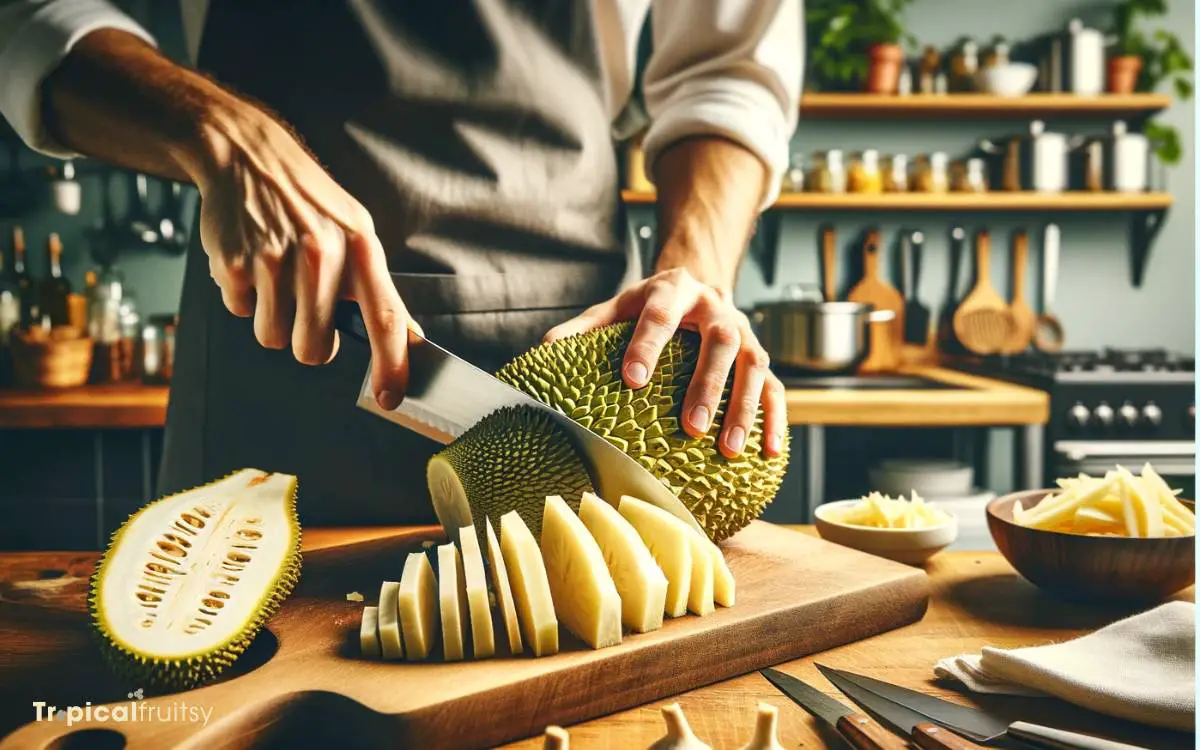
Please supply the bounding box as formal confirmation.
[868,459,974,498]
[974,63,1038,97]
[815,499,959,565]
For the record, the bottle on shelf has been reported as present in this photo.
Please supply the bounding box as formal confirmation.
[0,245,18,345]
[10,226,34,328]
[38,233,72,327]
[884,154,909,192]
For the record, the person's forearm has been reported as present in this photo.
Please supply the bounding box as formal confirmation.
[40,27,242,184]
[650,136,768,295]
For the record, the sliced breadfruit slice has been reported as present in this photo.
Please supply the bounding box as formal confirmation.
[378,580,405,659]
[458,525,496,658]
[540,495,622,649]
[578,491,667,633]
[684,532,715,616]
[360,605,381,659]
[618,495,693,617]
[485,517,523,655]
[708,542,735,608]
[437,543,469,661]
[398,551,439,660]
[499,510,559,657]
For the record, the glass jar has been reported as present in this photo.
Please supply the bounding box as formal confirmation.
[913,153,950,193]
[781,151,806,193]
[953,158,988,192]
[141,314,177,384]
[848,149,883,193]
[825,149,847,193]
[884,154,909,192]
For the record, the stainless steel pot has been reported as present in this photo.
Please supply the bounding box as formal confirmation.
[752,287,896,373]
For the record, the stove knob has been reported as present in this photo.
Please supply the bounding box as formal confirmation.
[1067,402,1091,429]
[1118,402,1140,429]
[1093,402,1115,428]
[1141,402,1163,428]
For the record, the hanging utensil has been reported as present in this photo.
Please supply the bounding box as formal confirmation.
[936,226,968,352]
[1034,223,1065,352]
[1001,229,1036,354]
[953,228,1015,355]
[848,229,904,372]
[157,180,190,254]
[903,230,931,345]
[821,224,837,301]
[125,172,160,246]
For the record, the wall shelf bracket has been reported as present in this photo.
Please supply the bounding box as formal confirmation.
[754,210,783,286]
[1129,206,1168,288]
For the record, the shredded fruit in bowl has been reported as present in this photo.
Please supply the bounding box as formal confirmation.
[826,491,951,530]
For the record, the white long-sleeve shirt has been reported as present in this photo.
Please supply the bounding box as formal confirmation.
[0,0,801,205]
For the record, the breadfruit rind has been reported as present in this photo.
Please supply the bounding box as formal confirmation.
[90,468,302,691]
[496,321,791,542]
[428,405,595,540]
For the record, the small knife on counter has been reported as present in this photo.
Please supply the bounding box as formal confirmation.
[331,300,706,535]
[760,668,908,749]
[816,665,1151,750]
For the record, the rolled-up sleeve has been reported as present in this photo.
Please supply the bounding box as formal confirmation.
[0,0,157,157]
[640,0,802,208]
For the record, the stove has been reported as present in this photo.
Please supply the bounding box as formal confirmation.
[775,373,967,390]
[953,348,1195,494]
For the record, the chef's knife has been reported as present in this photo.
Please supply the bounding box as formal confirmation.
[759,668,908,750]
[819,666,1150,750]
[332,300,705,535]
[817,665,988,749]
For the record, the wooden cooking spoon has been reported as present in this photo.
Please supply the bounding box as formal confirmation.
[848,229,905,371]
[821,225,837,301]
[953,229,1015,355]
[1000,229,1036,354]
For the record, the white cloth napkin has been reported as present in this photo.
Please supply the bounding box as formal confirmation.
[935,601,1195,732]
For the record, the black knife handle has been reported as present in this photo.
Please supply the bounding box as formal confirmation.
[334,300,369,345]
[912,722,987,750]
[837,712,909,750]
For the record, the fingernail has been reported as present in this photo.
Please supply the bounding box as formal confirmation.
[625,362,649,386]
[766,432,782,455]
[377,390,399,410]
[726,426,746,454]
[689,405,710,432]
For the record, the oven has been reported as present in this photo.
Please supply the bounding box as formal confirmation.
[1052,440,1195,500]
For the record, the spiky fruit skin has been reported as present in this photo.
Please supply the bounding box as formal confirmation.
[87,469,303,693]
[497,322,790,542]
[429,406,596,540]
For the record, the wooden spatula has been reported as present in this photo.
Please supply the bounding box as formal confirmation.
[1000,229,1036,354]
[848,230,905,371]
[953,229,1015,355]
[821,225,837,301]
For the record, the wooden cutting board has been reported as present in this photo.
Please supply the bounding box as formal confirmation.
[0,522,929,750]
[848,230,905,372]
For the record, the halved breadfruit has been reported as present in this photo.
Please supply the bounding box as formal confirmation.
[541,495,622,649]
[437,543,469,661]
[398,551,439,660]
[499,510,559,657]
[458,526,496,658]
[90,468,302,690]
[618,495,693,617]
[578,492,667,633]
[485,518,523,655]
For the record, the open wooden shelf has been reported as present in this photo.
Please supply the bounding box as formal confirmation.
[0,383,169,429]
[622,190,1173,211]
[798,92,1172,118]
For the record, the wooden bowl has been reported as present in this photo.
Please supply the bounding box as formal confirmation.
[815,499,958,565]
[10,328,94,389]
[987,489,1195,604]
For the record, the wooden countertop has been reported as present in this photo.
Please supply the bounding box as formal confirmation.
[0,525,1189,749]
[0,367,1046,430]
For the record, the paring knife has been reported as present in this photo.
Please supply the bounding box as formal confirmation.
[817,666,1150,750]
[816,665,988,750]
[332,300,705,535]
[759,668,908,750]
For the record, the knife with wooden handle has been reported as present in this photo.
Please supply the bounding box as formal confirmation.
[760,668,907,750]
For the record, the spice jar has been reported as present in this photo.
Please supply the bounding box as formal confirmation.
[913,153,950,193]
[781,151,806,193]
[949,39,979,91]
[884,154,909,192]
[825,149,847,193]
[918,45,941,94]
[848,150,883,193]
[140,314,176,384]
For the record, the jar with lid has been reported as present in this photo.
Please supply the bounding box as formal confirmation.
[952,158,988,192]
[949,39,979,91]
[918,45,941,94]
[883,154,909,192]
[913,152,950,192]
[848,149,883,193]
[140,314,177,384]
[825,149,847,193]
[781,151,806,193]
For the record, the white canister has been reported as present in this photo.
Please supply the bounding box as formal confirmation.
[1066,19,1105,96]
[1030,120,1068,193]
[1110,120,1149,193]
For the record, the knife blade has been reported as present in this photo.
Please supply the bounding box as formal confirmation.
[759,668,908,750]
[332,300,706,535]
[822,667,1151,750]
[816,665,987,750]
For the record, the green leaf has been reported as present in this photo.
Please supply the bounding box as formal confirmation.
[1174,77,1193,100]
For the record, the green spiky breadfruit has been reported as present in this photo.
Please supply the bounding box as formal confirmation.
[428,405,596,540]
[89,468,302,692]
[431,322,789,543]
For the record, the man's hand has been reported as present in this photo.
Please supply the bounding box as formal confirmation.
[545,268,786,459]
[40,29,416,411]
[190,104,420,411]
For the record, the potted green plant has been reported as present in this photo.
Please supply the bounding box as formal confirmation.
[806,0,918,94]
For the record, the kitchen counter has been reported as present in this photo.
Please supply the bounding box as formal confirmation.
[0,383,169,429]
[0,525,1190,749]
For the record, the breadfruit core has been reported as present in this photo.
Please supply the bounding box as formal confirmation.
[496,322,790,542]
[428,405,595,540]
[90,468,302,691]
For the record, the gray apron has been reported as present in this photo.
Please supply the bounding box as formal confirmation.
[159,1,635,525]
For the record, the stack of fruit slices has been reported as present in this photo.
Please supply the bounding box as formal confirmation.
[358,492,735,660]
